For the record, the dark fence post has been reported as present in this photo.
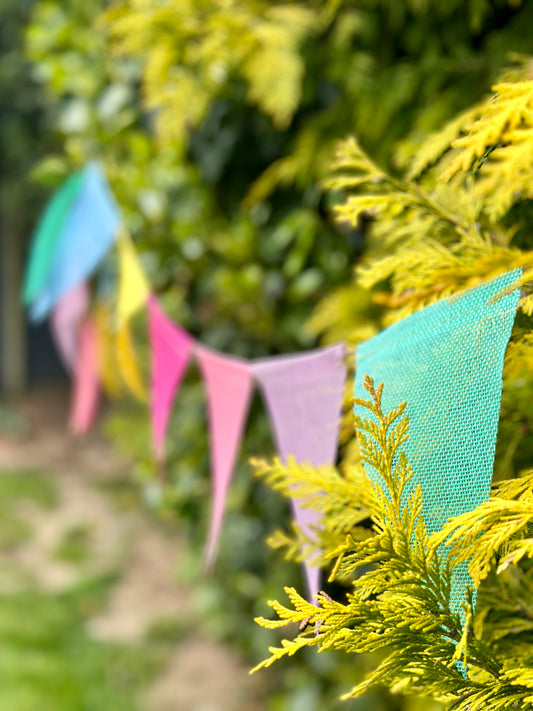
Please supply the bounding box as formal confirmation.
[0,197,27,392]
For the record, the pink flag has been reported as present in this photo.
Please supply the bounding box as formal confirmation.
[50,281,89,373]
[251,344,346,600]
[148,295,194,460]
[69,316,100,434]
[196,346,254,571]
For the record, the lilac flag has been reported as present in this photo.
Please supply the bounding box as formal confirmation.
[252,344,346,600]
[30,163,121,322]
[50,282,90,374]
[148,296,194,461]
[196,346,254,571]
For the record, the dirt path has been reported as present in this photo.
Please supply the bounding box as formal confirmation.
[0,386,264,711]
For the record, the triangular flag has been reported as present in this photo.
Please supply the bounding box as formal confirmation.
[23,169,85,307]
[116,321,147,401]
[29,163,121,322]
[50,281,90,374]
[94,302,122,400]
[353,270,521,619]
[251,344,346,601]
[69,316,100,435]
[197,346,254,571]
[117,232,150,328]
[148,296,194,460]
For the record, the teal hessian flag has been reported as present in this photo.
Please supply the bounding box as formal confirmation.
[353,270,521,618]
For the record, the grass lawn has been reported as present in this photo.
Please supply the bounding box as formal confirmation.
[0,470,165,711]
[0,581,162,711]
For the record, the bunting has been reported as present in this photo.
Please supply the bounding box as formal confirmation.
[252,344,347,600]
[28,163,523,607]
[148,296,194,460]
[69,317,101,435]
[353,270,521,617]
[50,281,89,374]
[29,163,121,322]
[196,347,254,570]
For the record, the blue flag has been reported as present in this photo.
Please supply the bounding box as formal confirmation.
[29,163,121,322]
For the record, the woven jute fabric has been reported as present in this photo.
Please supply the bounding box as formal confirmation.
[354,270,521,617]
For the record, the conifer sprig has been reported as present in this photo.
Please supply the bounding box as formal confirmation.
[432,470,533,584]
[251,456,371,566]
[326,137,481,245]
[319,71,533,339]
[253,379,533,708]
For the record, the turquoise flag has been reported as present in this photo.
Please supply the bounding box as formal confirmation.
[353,270,521,616]
[28,163,121,322]
[23,169,84,306]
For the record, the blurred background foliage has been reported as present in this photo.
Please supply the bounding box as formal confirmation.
[0,0,61,285]
[5,0,531,708]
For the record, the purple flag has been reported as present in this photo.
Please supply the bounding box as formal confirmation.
[251,344,346,600]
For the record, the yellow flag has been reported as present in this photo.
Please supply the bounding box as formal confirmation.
[117,231,150,328]
[116,321,147,401]
[93,303,122,400]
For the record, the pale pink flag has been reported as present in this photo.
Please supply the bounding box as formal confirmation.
[69,316,100,434]
[251,344,346,601]
[50,281,90,373]
[148,295,194,460]
[196,346,254,571]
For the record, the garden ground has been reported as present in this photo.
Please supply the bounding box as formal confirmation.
[0,386,264,711]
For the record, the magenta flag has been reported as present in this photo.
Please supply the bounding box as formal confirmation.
[50,282,90,374]
[196,346,254,571]
[148,296,194,460]
[69,317,100,435]
[251,344,346,600]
